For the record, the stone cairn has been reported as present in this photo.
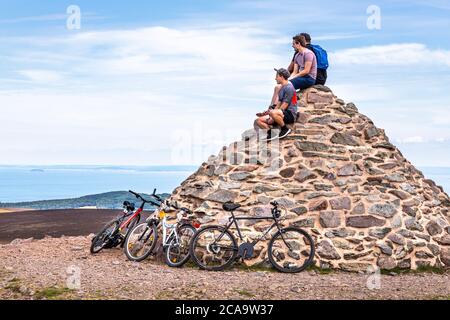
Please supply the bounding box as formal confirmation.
[169,85,450,272]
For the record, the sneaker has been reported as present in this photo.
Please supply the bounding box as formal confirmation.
[278,127,292,139]
[263,129,280,142]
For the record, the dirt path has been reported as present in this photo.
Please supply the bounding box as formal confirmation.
[0,236,449,300]
[0,209,152,244]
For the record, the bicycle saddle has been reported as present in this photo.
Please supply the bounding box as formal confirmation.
[123,201,135,211]
[223,202,241,212]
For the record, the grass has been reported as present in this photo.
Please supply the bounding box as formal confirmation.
[380,265,447,275]
[35,286,76,300]
[430,295,450,300]
[4,278,22,293]
[234,289,256,298]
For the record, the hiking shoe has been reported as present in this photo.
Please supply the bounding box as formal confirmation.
[264,129,280,142]
[279,127,292,139]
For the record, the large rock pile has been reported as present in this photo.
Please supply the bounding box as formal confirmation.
[169,86,450,272]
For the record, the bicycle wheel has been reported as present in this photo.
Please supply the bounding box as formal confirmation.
[165,224,196,268]
[268,227,315,273]
[90,221,118,254]
[121,215,141,248]
[190,225,238,271]
[124,222,158,262]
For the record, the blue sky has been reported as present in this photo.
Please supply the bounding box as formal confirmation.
[0,0,450,166]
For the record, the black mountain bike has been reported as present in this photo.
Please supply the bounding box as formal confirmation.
[90,190,160,254]
[189,201,315,273]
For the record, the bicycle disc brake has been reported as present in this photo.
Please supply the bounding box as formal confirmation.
[238,243,254,259]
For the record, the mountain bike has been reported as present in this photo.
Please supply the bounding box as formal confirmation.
[189,201,315,273]
[124,194,200,267]
[90,190,160,254]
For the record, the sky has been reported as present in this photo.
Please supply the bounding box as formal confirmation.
[0,0,450,166]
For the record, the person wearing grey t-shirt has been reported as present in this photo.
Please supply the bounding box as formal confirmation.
[255,68,297,141]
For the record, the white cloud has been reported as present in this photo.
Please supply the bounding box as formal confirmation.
[331,43,450,67]
[17,70,64,83]
[395,136,425,143]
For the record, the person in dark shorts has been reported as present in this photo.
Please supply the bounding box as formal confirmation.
[268,35,316,106]
[255,68,298,141]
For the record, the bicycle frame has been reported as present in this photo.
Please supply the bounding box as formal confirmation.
[119,207,143,231]
[220,213,284,247]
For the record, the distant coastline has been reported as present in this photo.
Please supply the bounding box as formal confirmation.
[0,191,169,210]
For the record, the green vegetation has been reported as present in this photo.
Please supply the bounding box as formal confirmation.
[380,265,447,275]
[35,286,75,300]
[0,191,169,210]
[4,278,21,293]
[234,289,255,297]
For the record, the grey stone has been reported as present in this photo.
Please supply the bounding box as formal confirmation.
[253,184,278,194]
[386,174,407,183]
[369,228,392,239]
[292,218,316,228]
[351,202,365,215]
[364,126,379,139]
[291,207,308,215]
[331,133,360,146]
[377,243,393,256]
[309,199,328,211]
[279,167,296,178]
[229,171,254,181]
[368,203,397,218]
[206,190,238,203]
[440,249,450,267]
[377,257,396,270]
[398,229,416,239]
[317,240,341,260]
[325,228,356,238]
[337,164,362,177]
[426,221,443,236]
[319,211,342,228]
[330,197,351,210]
[388,233,405,245]
[405,218,424,232]
[295,141,330,152]
[295,169,317,183]
[346,215,386,228]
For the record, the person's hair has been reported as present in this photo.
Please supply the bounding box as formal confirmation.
[300,33,311,43]
[293,34,307,47]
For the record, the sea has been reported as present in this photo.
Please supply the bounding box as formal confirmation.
[0,165,449,203]
[0,165,197,203]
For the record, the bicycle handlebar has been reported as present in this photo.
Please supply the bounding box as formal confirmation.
[128,190,160,206]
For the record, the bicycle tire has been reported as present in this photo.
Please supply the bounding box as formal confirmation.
[90,220,118,254]
[190,225,238,271]
[164,224,196,268]
[267,227,315,273]
[124,222,158,262]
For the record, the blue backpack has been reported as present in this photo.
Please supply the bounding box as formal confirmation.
[309,44,329,70]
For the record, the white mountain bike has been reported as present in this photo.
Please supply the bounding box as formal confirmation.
[123,196,200,268]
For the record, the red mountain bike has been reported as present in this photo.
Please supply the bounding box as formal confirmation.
[90,189,161,254]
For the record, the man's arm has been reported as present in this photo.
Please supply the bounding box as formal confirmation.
[289,63,300,80]
[288,60,295,74]
[290,61,312,79]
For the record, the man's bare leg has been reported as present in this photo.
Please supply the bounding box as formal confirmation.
[255,116,271,130]
[269,109,285,127]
